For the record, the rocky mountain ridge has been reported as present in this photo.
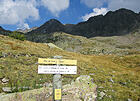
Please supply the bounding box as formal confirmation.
[0,8,140,39]
[27,8,140,38]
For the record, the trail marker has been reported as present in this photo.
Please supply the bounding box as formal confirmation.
[38,58,77,65]
[38,56,77,101]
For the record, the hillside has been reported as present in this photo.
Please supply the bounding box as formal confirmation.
[27,8,140,38]
[26,31,140,55]
[0,35,140,101]
[0,26,11,36]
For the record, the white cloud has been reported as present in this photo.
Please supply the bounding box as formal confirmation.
[41,0,70,16]
[108,0,140,12]
[0,0,39,29]
[23,23,30,29]
[81,0,140,12]
[17,23,30,30]
[80,0,106,8]
[82,8,108,21]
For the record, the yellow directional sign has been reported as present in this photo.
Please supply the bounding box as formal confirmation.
[38,58,57,64]
[38,58,77,65]
[55,89,61,100]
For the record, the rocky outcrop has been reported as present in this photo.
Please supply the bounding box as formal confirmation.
[0,75,97,101]
[46,43,63,50]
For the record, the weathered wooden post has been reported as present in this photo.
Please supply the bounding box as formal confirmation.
[53,56,62,101]
[53,74,62,101]
[38,56,77,101]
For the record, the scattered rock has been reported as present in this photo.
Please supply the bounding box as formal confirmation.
[119,82,127,86]
[0,52,8,58]
[128,98,132,101]
[109,95,112,98]
[43,83,52,87]
[103,90,107,93]
[109,78,114,83]
[112,90,115,92]
[89,73,95,75]
[26,54,29,57]
[99,91,105,98]
[2,87,12,92]
[2,78,9,83]
[98,86,104,89]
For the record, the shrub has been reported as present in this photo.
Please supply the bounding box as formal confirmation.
[9,31,26,41]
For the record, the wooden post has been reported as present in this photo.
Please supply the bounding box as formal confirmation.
[53,56,62,101]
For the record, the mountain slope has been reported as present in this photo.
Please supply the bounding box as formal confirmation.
[27,8,140,38]
[26,31,140,55]
[29,19,64,34]
[0,35,140,101]
[72,8,140,37]
[0,26,11,36]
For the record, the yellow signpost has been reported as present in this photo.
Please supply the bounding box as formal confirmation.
[38,58,77,65]
[38,56,77,101]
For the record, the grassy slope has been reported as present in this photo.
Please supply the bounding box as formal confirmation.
[0,35,140,101]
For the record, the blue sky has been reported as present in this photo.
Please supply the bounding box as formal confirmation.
[0,0,140,31]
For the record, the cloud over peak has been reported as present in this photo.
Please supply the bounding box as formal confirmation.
[108,0,140,12]
[82,8,108,21]
[81,0,140,12]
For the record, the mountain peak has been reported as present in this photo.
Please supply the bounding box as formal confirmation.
[87,15,104,22]
[28,19,64,34]
[0,26,4,31]
[45,19,62,25]
[49,19,60,22]
[105,8,137,17]
[116,8,135,13]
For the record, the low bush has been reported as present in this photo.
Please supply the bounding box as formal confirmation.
[9,31,26,41]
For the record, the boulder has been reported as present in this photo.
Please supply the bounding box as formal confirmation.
[1,78,9,83]
[63,75,97,101]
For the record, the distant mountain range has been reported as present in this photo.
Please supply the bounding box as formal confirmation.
[16,27,38,33]
[0,8,140,39]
